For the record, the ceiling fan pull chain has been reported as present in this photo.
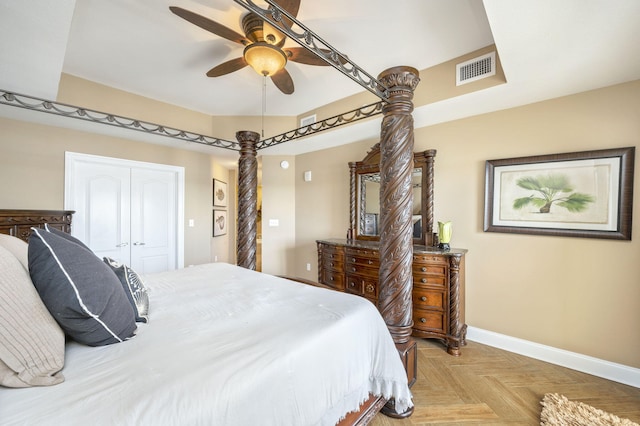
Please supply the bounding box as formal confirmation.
[262,75,267,137]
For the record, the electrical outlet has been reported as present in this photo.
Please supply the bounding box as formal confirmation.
[306,263,311,271]
[214,256,218,262]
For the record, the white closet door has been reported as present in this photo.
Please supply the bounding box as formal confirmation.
[65,152,184,273]
[130,168,177,274]
[72,162,132,264]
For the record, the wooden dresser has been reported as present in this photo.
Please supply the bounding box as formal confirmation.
[0,209,74,242]
[317,238,467,356]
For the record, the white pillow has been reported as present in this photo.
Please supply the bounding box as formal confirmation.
[0,245,65,387]
[0,233,29,271]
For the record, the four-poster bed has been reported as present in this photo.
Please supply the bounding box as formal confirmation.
[1,1,434,423]
[0,67,424,425]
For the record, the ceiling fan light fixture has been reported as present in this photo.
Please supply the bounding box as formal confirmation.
[244,42,287,76]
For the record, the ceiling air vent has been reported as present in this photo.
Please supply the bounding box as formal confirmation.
[456,51,496,86]
[300,114,316,127]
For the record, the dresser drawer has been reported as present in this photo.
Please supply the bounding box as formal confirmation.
[413,308,446,333]
[413,274,446,287]
[322,257,344,272]
[347,255,378,268]
[345,273,378,298]
[413,257,447,288]
[345,262,378,277]
[413,254,447,264]
[413,288,444,311]
[412,263,447,276]
[320,268,344,290]
[346,247,379,261]
[320,244,343,260]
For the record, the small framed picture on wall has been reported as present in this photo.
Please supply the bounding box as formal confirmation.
[213,210,227,237]
[213,179,227,207]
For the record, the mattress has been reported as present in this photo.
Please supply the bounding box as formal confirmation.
[0,263,412,425]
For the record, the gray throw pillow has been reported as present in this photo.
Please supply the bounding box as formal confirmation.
[104,257,150,323]
[44,223,92,251]
[28,228,137,346]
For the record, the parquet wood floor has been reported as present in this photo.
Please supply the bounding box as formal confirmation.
[372,339,640,425]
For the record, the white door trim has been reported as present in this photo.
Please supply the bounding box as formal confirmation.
[64,151,185,269]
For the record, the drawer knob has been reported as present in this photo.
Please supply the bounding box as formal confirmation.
[329,277,334,281]
[329,262,334,267]
[420,318,426,323]
[351,258,356,262]
[420,296,427,302]
[421,278,427,283]
[421,267,427,272]
[368,260,373,265]
[351,267,356,272]
[366,284,374,293]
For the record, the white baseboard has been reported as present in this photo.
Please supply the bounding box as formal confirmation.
[466,326,640,388]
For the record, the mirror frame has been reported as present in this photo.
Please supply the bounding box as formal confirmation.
[349,143,437,246]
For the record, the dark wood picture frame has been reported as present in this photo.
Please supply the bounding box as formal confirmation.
[213,209,227,237]
[213,179,228,207]
[484,147,634,240]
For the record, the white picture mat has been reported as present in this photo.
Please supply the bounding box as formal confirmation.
[491,157,620,231]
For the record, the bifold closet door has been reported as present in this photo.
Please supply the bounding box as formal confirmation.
[70,161,177,274]
[72,161,132,266]
[129,168,177,274]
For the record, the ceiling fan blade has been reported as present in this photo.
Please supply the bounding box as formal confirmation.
[286,47,346,66]
[274,0,300,19]
[169,6,249,45]
[270,68,294,94]
[206,57,248,77]
[266,0,300,30]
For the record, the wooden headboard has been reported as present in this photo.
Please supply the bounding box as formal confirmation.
[0,209,74,242]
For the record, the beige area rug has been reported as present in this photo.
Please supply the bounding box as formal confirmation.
[540,393,639,426]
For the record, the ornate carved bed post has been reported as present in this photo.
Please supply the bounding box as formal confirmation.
[236,130,260,270]
[377,66,419,418]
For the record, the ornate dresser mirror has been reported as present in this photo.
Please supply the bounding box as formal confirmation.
[319,144,467,355]
[348,144,437,246]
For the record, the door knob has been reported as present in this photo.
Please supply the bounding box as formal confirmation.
[133,242,146,246]
[116,242,129,247]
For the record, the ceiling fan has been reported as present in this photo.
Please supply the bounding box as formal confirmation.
[169,0,333,95]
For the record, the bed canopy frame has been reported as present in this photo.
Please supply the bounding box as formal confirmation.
[0,1,421,419]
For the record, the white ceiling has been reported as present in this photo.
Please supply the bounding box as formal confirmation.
[61,0,495,117]
[1,0,639,162]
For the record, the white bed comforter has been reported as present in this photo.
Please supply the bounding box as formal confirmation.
[0,263,412,426]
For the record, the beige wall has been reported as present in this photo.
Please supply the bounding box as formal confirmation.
[296,45,505,127]
[294,80,640,369]
[260,155,296,275]
[58,74,297,141]
[0,116,226,266]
